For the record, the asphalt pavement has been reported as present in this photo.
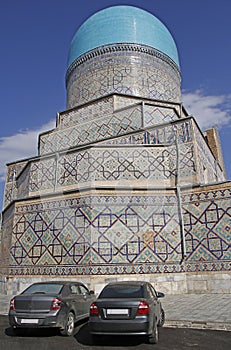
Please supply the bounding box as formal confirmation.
[0,292,230,331]
[0,315,230,350]
[0,293,231,349]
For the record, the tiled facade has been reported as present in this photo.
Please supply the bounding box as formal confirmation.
[66,44,181,109]
[5,185,230,273]
[0,10,230,295]
[3,107,224,209]
[1,183,230,295]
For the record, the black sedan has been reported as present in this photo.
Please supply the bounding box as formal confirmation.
[9,281,95,336]
[89,281,165,344]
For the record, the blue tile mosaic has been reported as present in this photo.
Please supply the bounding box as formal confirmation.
[4,187,230,276]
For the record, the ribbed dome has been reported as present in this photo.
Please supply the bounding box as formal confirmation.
[67,5,179,68]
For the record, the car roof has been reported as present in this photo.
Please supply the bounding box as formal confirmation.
[30,281,84,285]
[105,281,148,286]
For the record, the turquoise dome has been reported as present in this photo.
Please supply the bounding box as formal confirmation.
[67,5,180,68]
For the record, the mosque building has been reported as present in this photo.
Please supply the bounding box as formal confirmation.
[0,6,230,295]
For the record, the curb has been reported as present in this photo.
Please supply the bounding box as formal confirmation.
[165,320,231,332]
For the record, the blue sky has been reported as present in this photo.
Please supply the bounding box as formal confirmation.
[0,0,230,211]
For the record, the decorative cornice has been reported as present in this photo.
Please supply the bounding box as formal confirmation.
[66,43,181,83]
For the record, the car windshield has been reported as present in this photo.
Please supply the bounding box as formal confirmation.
[99,285,143,298]
[22,283,63,295]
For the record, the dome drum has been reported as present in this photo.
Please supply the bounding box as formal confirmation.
[66,43,180,80]
[66,43,181,109]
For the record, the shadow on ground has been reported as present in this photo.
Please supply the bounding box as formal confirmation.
[4,319,87,338]
[5,326,60,337]
[75,322,151,346]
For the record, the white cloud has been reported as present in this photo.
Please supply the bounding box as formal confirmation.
[0,120,55,181]
[182,90,231,129]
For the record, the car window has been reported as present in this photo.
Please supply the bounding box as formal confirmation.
[148,284,158,298]
[70,285,80,294]
[147,284,154,298]
[99,285,143,298]
[22,283,63,295]
[79,285,89,295]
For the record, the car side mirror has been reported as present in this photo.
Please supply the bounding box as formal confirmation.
[89,290,95,295]
[157,291,165,298]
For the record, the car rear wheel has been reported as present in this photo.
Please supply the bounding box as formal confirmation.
[60,312,75,336]
[158,308,165,327]
[148,320,158,344]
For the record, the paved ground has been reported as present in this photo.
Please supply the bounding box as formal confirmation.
[161,293,231,331]
[0,293,231,331]
[0,315,230,350]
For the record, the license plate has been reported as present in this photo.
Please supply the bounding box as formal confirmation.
[107,309,129,315]
[21,319,39,324]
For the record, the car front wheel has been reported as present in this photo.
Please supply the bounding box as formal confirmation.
[60,312,75,336]
[158,308,165,327]
[148,320,158,344]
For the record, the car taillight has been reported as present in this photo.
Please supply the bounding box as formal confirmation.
[136,301,150,315]
[90,302,99,316]
[50,298,62,311]
[10,298,15,311]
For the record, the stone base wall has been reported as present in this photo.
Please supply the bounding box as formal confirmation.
[1,272,230,296]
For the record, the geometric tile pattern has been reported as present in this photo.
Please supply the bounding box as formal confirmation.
[58,96,114,129]
[183,189,231,262]
[39,104,143,155]
[1,116,196,209]
[114,95,182,115]
[58,95,182,130]
[3,161,27,209]
[26,143,196,195]
[57,146,178,186]
[8,187,231,276]
[3,183,17,209]
[105,120,192,145]
[39,100,181,155]
[10,193,180,268]
[29,158,56,192]
[5,117,222,206]
[143,105,177,126]
[66,44,181,109]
